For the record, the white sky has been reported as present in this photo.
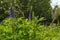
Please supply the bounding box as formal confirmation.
[50,0,60,9]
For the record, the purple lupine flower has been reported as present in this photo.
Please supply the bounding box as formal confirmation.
[9,7,14,18]
[28,10,31,20]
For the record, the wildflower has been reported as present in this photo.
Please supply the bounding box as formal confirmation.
[9,7,14,18]
[28,10,31,20]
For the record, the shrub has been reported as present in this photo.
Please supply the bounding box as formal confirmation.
[0,17,60,40]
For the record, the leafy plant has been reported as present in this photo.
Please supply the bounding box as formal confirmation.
[0,17,60,40]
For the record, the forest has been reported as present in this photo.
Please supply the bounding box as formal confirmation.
[0,0,60,40]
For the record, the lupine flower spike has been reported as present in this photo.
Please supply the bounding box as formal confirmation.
[9,7,14,18]
[28,10,31,20]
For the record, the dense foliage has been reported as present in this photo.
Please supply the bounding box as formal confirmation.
[0,0,60,40]
[0,17,60,40]
[0,0,51,22]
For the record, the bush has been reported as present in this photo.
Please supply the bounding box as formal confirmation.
[0,17,60,40]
